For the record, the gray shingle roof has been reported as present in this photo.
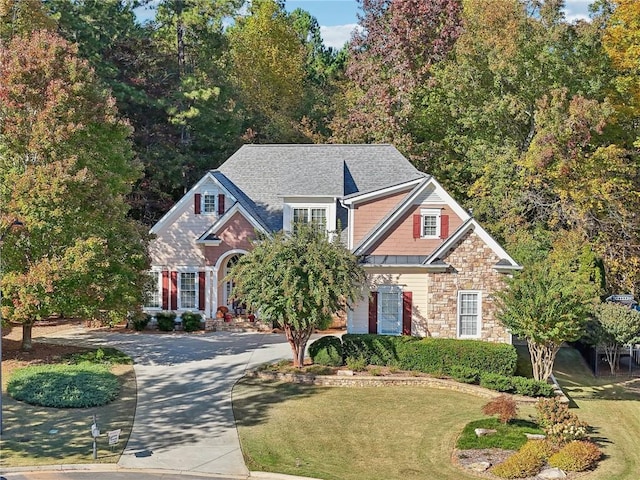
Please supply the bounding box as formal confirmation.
[215,144,424,232]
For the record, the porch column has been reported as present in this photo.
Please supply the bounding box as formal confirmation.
[210,267,219,317]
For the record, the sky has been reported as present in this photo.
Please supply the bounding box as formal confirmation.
[135,1,596,50]
[287,0,595,49]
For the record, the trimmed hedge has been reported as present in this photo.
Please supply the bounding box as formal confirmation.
[309,336,343,366]
[397,338,518,376]
[491,449,544,479]
[341,334,415,366]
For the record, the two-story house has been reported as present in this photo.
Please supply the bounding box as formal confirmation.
[146,144,521,342]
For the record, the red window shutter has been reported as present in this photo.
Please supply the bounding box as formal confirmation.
[413,214,421,238]
[402,291,412,336]
[218,194,225,215]
[170,271,178,310]
[194,193,201,214]
[161,271,169,310]
[440,215,449,239]
[198,271,206,311]
[368,292,378,334]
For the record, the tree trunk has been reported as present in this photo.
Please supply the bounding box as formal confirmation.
[283,323,314,368]
[22,322,33,351]
[528,340,560,381]
[603,343,619,375]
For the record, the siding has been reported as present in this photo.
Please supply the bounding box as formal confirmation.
[352,189,411,247]
[203,211,255,266]
[349,268,429,337]
[367,204,463,256]
[149,200,211,267]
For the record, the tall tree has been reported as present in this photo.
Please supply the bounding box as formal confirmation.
[0,30,149,350]
[330,0,463,150]
[228,225,366,367]
[227,0,310,142]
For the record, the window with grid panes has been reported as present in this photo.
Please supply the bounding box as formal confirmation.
[180,272,197,309]
[458,291,480,337]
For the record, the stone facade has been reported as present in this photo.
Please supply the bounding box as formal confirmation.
[427,230,510,343]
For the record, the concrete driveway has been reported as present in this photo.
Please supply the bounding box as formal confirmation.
[41,328,293,477]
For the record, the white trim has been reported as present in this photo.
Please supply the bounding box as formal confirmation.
[457,290,482,339]
[142,269,163,310]
[201,190,218,215]
[150,172,235,235]
[342,178,424,206]
[363,264,448,271]
[354,177,471,256]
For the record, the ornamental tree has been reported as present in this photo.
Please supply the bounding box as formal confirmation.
[0,30,149,350]
[227,225,366,367]
[588,302,640,375]
[496,265,591,381]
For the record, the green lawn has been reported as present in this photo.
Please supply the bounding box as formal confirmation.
[553,346,640,480]
[235,346,640,480]
[233,377,493,480]
[0,363,136,467]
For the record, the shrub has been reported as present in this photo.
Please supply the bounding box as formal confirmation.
[482,395,518,424]
[309,335,343,366]
[397,338,517,376]
[480,372,515,393]
[345,355,368,371]
[131,314,151,331]
[511,376,555,397]
[519,439,558,461]
[341,334,412,365]
[156,311,176,331]
[546,419,588,443]
[304,365,334,375]
[8,364,120,408]
[491,449,544,478]
[549,440,602,471]
[181,312,203,332]
[449,365,481,384]
[535,397,576,428]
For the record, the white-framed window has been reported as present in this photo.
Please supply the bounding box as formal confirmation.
[378,285,403,335]
[143,271,162,309]
[421,208,441,238]
[179,272,198,309]
[292,207,327,232]
[458,290,482,338]
[202,192,217,214]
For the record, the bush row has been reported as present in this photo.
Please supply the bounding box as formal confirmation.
[149,311,203,332]
[308,334,556,397]
[312,334,518,376]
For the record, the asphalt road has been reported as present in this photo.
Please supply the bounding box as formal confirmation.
[3,472,238,480]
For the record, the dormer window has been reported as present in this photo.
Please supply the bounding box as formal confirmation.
[421,209,441,238]
[293,207,327,232]
[195,190,226,216]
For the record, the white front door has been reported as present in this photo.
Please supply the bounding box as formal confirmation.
[378,286,402,335]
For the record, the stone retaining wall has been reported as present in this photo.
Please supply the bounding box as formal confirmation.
[247,370,563,404]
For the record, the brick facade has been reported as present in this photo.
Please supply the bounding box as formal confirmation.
[426,231,510,343]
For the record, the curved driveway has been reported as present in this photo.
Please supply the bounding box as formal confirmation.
[42,328,293,477]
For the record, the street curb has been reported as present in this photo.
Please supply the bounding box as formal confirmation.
[1,464,321,480]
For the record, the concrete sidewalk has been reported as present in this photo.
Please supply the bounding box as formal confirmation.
[33,328,295,477]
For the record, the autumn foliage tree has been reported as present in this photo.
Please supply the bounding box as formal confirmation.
[0,30,149,350]
[227,225,366,367]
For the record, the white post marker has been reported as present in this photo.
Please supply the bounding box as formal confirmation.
[91,414,100,459]
[107,429,121,446]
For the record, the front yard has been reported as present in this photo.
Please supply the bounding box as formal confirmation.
[233,345,640,480]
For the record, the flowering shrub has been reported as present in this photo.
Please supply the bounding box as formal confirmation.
[535,397,574,427]
[546,419,588,443]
